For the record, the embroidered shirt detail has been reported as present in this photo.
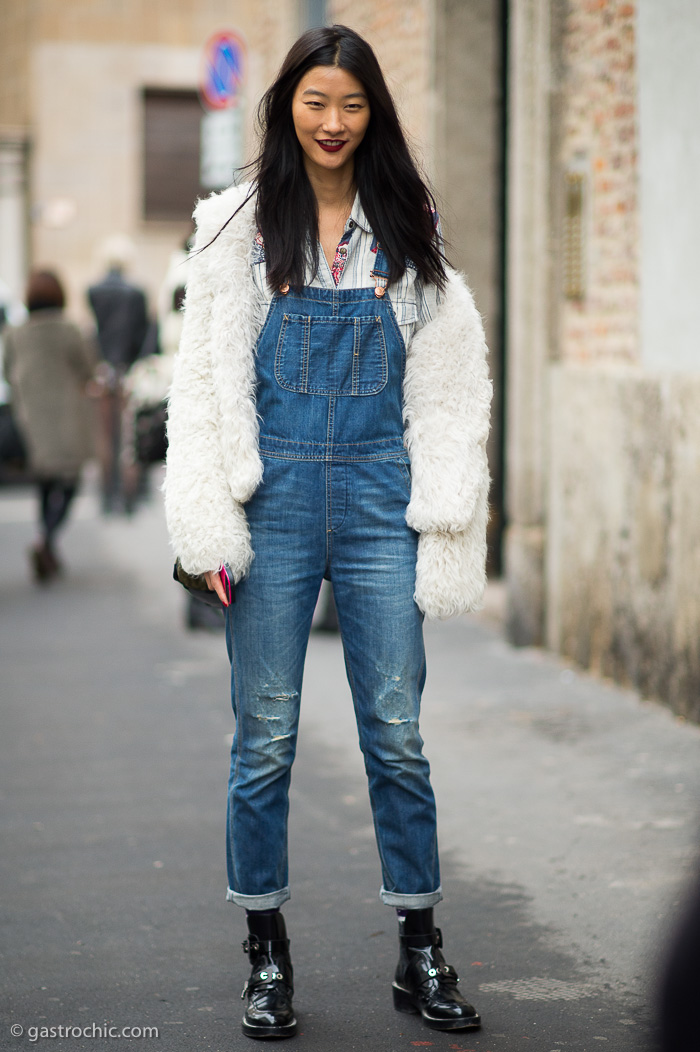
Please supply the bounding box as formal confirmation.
[252,230,266,265]
[331,226,355,286]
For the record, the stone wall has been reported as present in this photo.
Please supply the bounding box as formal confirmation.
[329,0,434,169]
[503,0,553,644]
[547,366,700,720]
[541,0,700,719]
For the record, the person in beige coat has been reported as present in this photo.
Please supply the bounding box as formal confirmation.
[4,269,96,581]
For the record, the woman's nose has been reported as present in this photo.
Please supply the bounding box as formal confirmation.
[322,108,344,134]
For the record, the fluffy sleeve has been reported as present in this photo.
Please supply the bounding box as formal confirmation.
[163,198,256,579]
[403,269,492,533]
[402,269,492,618]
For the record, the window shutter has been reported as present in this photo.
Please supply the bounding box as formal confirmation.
[143,89,204,221]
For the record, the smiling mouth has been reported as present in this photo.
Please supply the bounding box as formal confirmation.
[317,139,347,153]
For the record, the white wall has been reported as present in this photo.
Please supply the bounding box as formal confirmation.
[0,140,27,304]
[637,0,700,371]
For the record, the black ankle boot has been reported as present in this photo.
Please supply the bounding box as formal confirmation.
[241,912,297,1039]
[392,908,481,1031]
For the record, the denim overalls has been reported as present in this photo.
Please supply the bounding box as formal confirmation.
[225,249,441,910]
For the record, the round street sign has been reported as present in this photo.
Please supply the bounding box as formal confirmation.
[200,31,246,111]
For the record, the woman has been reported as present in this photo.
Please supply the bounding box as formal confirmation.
[165,25,491,1039]
[4,269,96,581]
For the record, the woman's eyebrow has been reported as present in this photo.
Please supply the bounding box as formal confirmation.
[301,89,368,100]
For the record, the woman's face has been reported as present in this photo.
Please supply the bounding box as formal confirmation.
[291,65,370,179]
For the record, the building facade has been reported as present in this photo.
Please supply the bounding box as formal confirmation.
[3,0,696,718]
[0,0,302,321]
[506,0,700,719]
[0,2,503,332]
[0,0,506,556]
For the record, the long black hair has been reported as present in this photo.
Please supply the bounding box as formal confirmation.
[211,25,447,292]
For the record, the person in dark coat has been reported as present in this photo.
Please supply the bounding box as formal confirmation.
[658,858,700,1052]
[87,237,148,511]
[4,269,96,581]
[87,239,148,368]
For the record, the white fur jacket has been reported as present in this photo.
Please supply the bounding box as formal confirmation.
[164,184,492,618]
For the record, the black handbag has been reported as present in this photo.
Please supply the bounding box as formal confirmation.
[134,401,168,464]
[173,559,234,608]
[0,403,27,467]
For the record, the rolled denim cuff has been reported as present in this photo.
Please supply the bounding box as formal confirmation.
[380,886,443,908]
[226,886,291,910]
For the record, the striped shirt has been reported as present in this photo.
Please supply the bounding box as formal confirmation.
[250,192,441,348]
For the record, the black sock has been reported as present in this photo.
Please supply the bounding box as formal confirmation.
[399,907,434,936]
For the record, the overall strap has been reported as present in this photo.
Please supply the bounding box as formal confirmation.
[370,243,390,298]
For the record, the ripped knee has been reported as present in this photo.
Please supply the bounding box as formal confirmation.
[250,685,299,743]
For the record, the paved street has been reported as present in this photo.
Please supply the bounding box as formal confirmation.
[2,472,699,1052]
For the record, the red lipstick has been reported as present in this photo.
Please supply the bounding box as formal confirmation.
[317,140,347,153]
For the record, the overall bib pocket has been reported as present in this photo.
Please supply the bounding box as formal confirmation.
[274,313,388,396]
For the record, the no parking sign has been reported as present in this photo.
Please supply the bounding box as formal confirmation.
[199,31,247,188]
[199,31,247,111]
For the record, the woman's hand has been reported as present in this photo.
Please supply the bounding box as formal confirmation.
[204,569,230,606]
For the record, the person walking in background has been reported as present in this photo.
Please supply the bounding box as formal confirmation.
[87,236,148,513]
[165,25,491,1039]
[120,242,189,514]
[120,284,184,510]
[3,269,96,582]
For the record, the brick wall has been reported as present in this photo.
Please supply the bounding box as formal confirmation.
[559,0,639,363]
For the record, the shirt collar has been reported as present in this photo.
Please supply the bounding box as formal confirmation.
[348,192,371,234]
